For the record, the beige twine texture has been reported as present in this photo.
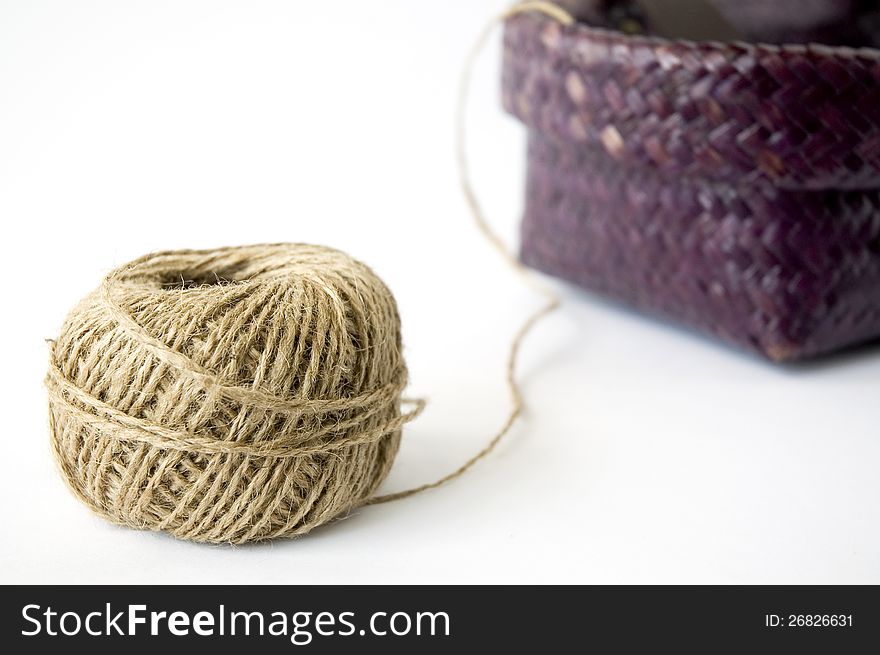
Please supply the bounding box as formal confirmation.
[47,244,424,543]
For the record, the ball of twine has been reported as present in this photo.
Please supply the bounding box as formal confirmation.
[45,2,571,546]
[46,244,424,544]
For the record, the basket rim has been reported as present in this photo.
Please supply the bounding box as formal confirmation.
[522,11,880,62]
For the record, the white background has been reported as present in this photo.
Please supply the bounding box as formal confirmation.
[1,0,878,584]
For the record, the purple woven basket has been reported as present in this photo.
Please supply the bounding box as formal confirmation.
[502,0,880,361]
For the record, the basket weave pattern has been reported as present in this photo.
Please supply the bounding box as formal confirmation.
[503,10,880,360]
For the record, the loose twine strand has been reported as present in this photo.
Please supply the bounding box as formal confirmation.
[368,2,573,504]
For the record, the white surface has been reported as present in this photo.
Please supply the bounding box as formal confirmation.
[1,0,878,585]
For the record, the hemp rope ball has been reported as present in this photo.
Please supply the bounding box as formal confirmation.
[46,244,425,544]
[45,3,569,544]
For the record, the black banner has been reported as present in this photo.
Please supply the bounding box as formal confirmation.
[1,586,877,652]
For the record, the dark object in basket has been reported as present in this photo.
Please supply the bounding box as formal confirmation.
[502,0,880,361]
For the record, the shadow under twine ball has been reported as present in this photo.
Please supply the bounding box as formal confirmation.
[46,244,419,544]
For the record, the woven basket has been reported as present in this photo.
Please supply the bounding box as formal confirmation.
[503,1,880,360]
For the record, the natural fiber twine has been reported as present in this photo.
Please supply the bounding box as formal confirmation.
[47,244,426,543]
[45,2,569,544]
